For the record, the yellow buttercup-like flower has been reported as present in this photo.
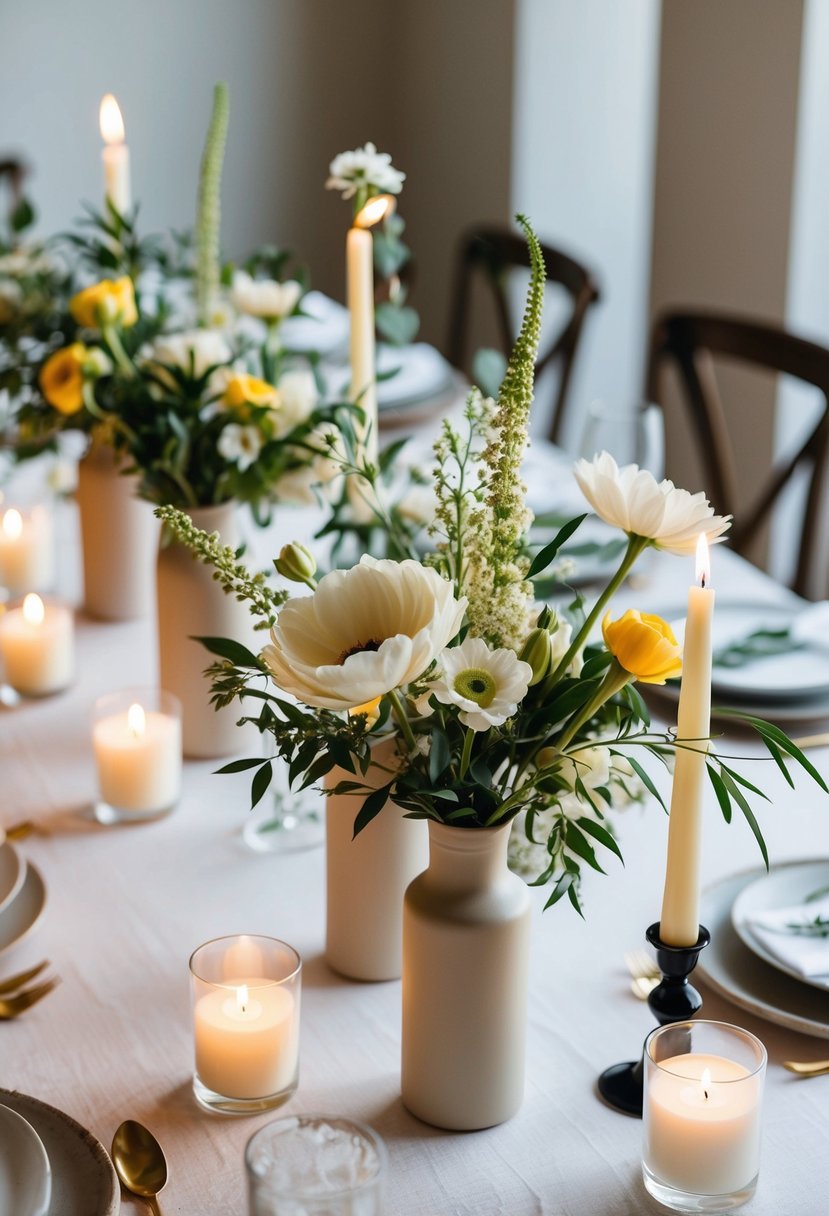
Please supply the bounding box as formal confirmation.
[70,276,137,329]
[222,373,279,410]
[348,696,382,727]
[602,609,682,685]
[39,343,88,414]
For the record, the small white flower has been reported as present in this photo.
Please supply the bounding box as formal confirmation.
[145,329,232,381]
[558,744,611,793]
[429,636,532,732]
[273,368,318,437]
[326,142,405,200]
[573,451,731,555]
[274,425,344,506]
[231,272,302,322]
[217,423,264,471]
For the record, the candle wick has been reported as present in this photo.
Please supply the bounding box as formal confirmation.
[704,1087,709,1100]
[700,573,707,590]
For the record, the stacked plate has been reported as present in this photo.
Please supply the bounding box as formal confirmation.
[698,860,829,1040]
[0,1091,119,1215]
[0,837,46,958]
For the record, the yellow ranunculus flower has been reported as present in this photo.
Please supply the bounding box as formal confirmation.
[222,373,279,410]
[348,696,382,727]
[70,275,137,329]
[39,343,88,414]
[602,610,682,685]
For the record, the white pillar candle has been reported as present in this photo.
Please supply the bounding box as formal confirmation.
[99,93,131,214]
[660,533,714,946]
[0,594,73,696]
[92,702,182,814]
[194,978,298,1099]
[645,1053,763,1196]
[0,506,55,595]
[347,194,395,470]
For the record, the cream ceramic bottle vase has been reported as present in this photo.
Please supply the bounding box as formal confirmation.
[401,821,531,1130]
[76,444,159,620]
[156,501,258,759]
[324,736,429,982]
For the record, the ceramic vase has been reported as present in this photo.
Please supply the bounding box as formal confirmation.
[325,736,429,982]
[401,820,531,1130]
[76,445,159,620]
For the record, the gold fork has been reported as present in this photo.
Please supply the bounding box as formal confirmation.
[0,978,60,1019]
[624,948,660,1000]
[3,820,36,842]
[0,961,49,996]
[783,1059,829,1077]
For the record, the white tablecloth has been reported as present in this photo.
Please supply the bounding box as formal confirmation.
[3,468,829,1215]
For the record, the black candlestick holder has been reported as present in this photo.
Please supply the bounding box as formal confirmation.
[597,921,711,1117]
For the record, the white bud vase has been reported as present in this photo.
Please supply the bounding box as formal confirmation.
[401,821,531,1130]
[76,445,159,620]
[325,736,429,982]
[156,501,259,759]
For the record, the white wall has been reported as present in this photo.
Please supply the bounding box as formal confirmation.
[511,0,662,446]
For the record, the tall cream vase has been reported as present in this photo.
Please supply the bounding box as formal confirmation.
[324,735,429,982]
[156,501,259,759]
[401,820,532,1130]
[76,443,160,620]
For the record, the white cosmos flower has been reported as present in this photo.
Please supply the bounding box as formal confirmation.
[145,329,232,381]
[261,555,466,711]
[326,142,406,200]
[573,451,731,555]
[428,636,532,732]
[231,272,302,322]
[217,423,264,471]
[273,368,318,437]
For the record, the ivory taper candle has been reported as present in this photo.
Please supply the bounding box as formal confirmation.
[100,94,131,214]
[347,194,395,469]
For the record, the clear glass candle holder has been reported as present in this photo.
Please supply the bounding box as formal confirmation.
[643,1020,767,1213]
[0,593,74,699]
[0,500,55,597]
[245,1115,387,1216]
[190,935,301,1115]
[92,688,182,824]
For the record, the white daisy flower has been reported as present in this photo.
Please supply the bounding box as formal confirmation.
[428,636,532,732]
[217,423,264,471]
[573,451,731,555]
[326,142,406,200]
[272,368,318,437]
[231,272,302,323]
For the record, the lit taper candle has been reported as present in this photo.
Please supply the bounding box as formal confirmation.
[100,93,131,215]
[347,193,395,468]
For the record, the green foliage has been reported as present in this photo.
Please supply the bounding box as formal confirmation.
[196,82,229,325]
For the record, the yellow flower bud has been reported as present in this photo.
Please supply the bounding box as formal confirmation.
[222,373,279,410]
[70,275,137,329]
[601,610,682,685]
[348,696,382,727]
[39,343,88,414]
[519,627,552,686]
[274,542,316,584]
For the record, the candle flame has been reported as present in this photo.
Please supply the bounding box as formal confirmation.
[700,1066,711,1101]
[127,702,146,738]
[22,594,44,626]
[695,533,711,589]
[236,983,249,1015]
[2,508,22,540]
[354,194,396,229]
[99,94,125,145]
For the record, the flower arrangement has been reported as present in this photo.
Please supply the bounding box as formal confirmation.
[158,215,825,911]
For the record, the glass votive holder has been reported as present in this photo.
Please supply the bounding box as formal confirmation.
[92,688,182,824]
[0,593,74,698]
[245,1115,387,1216]
[643,1020,767,1213]
[0,501,55,596]
[190,935,301,1115]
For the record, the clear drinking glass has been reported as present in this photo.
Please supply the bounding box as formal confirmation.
[643,1020,767,1213]
[92,688,182,824]
[242,747,325,854]
[578,400,665,479]
[190,935,301,1115]
[245,1115,387,1216]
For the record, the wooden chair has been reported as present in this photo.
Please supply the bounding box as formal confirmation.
[646,310,829,599]
[0,158,27,225]
[447,225,600,444]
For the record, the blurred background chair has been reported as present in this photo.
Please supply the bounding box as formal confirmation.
[447,225,600,444]
[0,157,27,225]
[646,310,829,599]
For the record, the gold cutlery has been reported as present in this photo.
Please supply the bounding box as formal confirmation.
[112,1120,168,1215]
[783,1059,829,1077]
[0,977,60,1019]
[2,819,36,842]
[791,733,829,751]
[624,948,660,999]
[0,961,49,995]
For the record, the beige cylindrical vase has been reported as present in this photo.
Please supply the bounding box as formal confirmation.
[76,445,160,620]
[401,821,531,1130]
[325,736,429,982]
[156,501,259,759]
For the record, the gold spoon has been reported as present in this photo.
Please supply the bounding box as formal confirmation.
[112,1120,168,1215]
[783,1059,829,1077]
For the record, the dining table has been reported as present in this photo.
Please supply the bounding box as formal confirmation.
[2,429,829,1216]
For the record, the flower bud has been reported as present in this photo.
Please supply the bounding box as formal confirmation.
[519,626,552,686]
[82,347,113,379]
[274,542,316,584]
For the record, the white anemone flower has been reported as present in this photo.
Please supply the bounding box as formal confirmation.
[326,142,406,200]
[573,451,731,555]
[261,555,466,711]
[231,272,302,322]
[272,368,318,437]
[429,637,532,732]
[145,330,232,382]
[217,423,264,471]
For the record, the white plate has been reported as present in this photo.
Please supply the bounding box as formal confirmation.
[281,291,350,357]
[0,1104,51,1216]
[731,860,829,992]
[697,864,829,1039]
[324,343,455,410]
[0,840,24,917]
[0,1091,118,1216]
[0,862,46,957]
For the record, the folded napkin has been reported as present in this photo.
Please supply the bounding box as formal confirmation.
[791,601,829,649]
[746,894,829,980]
